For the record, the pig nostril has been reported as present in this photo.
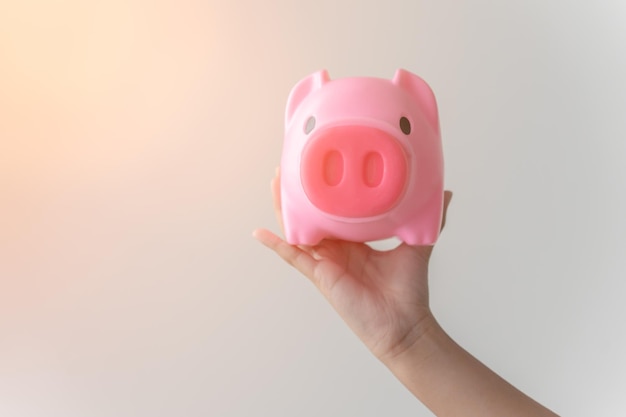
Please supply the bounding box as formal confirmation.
[323,150,344,186]
[363,152,384,187]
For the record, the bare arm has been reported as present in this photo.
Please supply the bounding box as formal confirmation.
[254,169,559,416]
[381,313,558,417]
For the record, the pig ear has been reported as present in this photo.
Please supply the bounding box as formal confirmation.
[285,70,330,126]
[392,69,439,134]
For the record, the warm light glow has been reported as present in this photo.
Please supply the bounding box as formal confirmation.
[0,1,279,325]
[0,0,216,305]
[0,0,214,178]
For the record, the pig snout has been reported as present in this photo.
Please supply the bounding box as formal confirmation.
[300,125,408,218]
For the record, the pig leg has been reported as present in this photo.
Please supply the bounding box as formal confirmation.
[395,192,444,246]
[282,205,326,246]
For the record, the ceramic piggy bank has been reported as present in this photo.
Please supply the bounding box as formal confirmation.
[280,69,444,246]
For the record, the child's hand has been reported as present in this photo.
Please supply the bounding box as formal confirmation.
[255,171,560,416]
[253,168,453,362]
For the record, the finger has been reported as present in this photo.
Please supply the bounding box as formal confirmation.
[271,167,285,234]
[440,190,453,231]
[253,228,319,283]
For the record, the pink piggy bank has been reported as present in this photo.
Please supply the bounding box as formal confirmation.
[280,69,444,246]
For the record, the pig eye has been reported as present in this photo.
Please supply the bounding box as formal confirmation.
[399,117,411,135]
[304,116,316,134]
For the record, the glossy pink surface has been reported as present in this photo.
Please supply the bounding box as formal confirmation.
[280,69,444,245]
[300,125,408,218]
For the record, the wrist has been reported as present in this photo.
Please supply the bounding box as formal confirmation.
[378,310,448,369]
[378,314,561,416]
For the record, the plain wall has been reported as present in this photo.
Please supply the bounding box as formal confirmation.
[1,0,625,416]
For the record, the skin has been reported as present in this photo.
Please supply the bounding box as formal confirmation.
[253,169,559,417]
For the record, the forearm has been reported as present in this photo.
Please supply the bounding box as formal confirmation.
[381,314,559,417]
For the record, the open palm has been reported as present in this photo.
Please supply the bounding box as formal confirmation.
[254,170,452,361]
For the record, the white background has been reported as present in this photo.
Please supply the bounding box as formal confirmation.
[1,0,625,416]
